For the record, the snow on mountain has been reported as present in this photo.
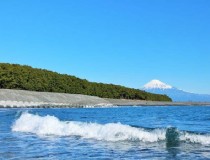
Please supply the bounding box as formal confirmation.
[142,80,210,102]
[143,79,172,89]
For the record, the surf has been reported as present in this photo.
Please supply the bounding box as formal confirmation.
[12,112,210,145]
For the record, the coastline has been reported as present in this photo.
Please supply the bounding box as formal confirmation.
[106,98,210,106]
[0,89,210,108]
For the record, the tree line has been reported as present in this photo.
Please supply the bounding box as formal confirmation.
[0,63,172,101]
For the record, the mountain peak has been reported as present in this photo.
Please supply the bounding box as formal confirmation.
[143,79,172,89]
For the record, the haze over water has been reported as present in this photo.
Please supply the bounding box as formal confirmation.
[1,106,210,159]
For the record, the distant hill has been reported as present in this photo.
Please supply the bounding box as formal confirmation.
[0,63,171,101]
[143,79,210,102]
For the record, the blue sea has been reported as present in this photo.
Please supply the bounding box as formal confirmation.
[1,106,210,160]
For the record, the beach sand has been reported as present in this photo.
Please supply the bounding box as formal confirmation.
[0,89,210,108]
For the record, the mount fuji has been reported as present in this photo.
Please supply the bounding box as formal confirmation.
[142,80,210,102]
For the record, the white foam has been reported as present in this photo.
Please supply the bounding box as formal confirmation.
[82,103,113,108]
[180,132,210,145]
[12,113,165,142]
[0,100,46,107]
[12,113,210,145]
[0,100,113,108]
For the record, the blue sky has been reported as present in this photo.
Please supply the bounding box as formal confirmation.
[0,0,210,94]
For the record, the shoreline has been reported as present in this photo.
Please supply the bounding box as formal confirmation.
[0,89,210,108]
[106,98,210,106]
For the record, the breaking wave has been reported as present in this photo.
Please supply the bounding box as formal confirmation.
[12,113,210,145]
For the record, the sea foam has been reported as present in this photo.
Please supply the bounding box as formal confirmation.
[12,113,210,145]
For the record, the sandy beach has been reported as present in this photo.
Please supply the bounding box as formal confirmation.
[0,89,210,108]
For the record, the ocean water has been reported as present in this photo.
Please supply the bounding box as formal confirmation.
[0,106,210,160]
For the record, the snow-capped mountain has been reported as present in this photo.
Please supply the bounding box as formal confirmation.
[143,80,210,102]
[143,79,173,89]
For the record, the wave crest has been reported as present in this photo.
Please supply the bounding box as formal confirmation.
[12,113,210,145]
